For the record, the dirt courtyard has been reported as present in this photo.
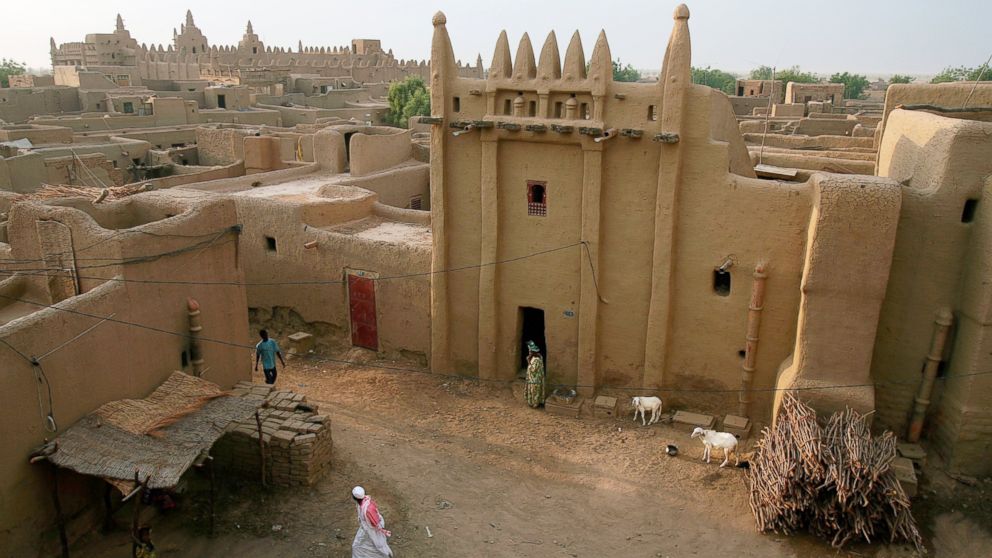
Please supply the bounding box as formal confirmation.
[74,351,992,557]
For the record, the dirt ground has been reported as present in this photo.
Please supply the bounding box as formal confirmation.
[74,350,992,558]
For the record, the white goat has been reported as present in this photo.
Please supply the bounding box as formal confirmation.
[690,427,739,468]
[631,396,663,426]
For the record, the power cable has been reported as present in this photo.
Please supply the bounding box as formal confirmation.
[1,238,583,285]
[3,290,992,396]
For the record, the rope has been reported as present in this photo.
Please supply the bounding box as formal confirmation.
[758,66,776,166]
[962,53,992,109]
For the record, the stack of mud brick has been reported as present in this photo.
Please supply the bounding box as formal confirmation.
[213,382,333,487]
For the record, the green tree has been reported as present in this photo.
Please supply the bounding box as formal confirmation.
[612,59,641,82]
[889,74,915,84]
[0,58,26,88]
[402,89,430,126]
[750,65,819,84]
[691,66,737,94]
[829,71,870,99]
[385,76,431,128]
[930,65,991,83]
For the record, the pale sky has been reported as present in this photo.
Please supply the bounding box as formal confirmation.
[3,0,989,78]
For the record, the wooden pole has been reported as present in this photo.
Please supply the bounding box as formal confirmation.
[209,458,216,537]
[130,472,140,558]
[50,467,69,558]
[103,483,114,533]
[130,473,149,558]
[255,411,267,488]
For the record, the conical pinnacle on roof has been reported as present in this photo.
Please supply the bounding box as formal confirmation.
[562,31,586,81]
[489,30,512,79]
[537,31,561,80]
[513,33,537,80]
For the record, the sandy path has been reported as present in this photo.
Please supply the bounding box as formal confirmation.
[72,356,989,557]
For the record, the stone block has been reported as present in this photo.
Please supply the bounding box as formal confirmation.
[545,397,583,418]
[294,433,317,444]
[672,411,716,430]
[722,415,752,437]
[892,458,918,498]
[592,395,618,418]
[271,430,295,447]
[897,443,926,466]
[287,332,315,354]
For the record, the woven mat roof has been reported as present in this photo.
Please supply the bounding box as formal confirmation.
[47,372,259,490]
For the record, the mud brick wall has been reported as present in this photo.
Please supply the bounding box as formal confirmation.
[213,382,333,487]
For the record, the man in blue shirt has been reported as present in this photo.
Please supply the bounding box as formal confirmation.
[254,329,286,385]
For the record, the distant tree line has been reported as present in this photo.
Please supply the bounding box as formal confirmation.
[930,64,991,83]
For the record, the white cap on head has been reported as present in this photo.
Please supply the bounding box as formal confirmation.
[352,486,366,499]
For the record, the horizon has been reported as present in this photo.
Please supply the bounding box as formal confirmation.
[3,0,989,79]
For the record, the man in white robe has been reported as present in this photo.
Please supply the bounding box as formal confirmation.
[352,486,393,557]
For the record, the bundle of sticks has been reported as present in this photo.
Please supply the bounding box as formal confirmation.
[746,394,923,552]
[16,183,153,202]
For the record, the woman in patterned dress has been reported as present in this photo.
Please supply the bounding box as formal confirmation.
[524,341,546,408]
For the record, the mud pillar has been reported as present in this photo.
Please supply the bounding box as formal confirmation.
[478,138,499,380]
[577,146,603,397]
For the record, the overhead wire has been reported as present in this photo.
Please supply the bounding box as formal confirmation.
[1,237,586,286]
[3,290,992,397]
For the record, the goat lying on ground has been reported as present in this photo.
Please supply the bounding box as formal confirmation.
[690,427,739,467]
[631,396,663,426]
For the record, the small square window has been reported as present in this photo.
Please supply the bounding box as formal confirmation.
[962,199,978,223]
[713,269,731,296]
[453,97,461,112]
[265,236,277,251]
[409,195,423,210]
[527,180,547,217]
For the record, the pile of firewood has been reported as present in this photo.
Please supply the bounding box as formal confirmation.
[16,183,153,202]
[746,394,923,552]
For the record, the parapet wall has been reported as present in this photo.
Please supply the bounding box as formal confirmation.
[879,83,992,143]
[350,129,413,176]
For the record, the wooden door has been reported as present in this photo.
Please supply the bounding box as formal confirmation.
[348,274,378,350]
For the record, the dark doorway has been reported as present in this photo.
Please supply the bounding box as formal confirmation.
[343,132,355,171]
[217,94,227,109]
[518,307,546,370]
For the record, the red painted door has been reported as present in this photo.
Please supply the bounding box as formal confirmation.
[348,274,378,350]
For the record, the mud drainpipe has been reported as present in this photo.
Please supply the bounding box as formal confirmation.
[188,297,206,377]
[907,308,954,442]
[739,263,768,418]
